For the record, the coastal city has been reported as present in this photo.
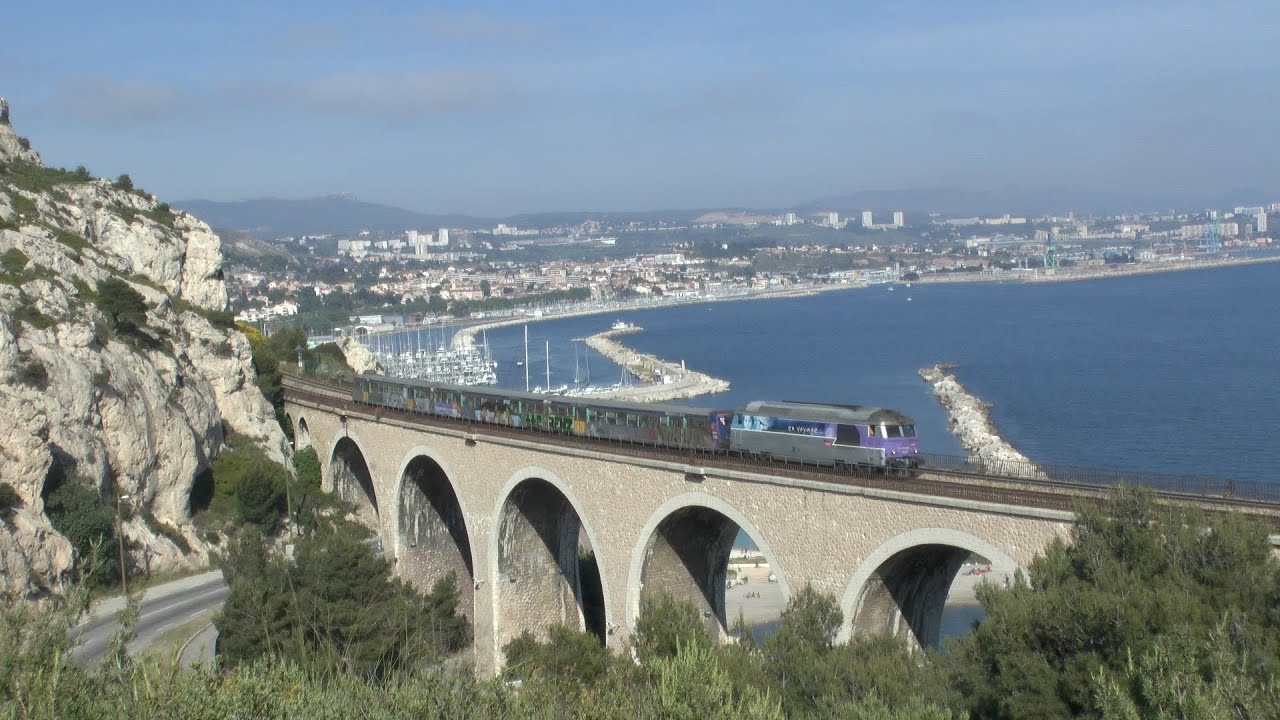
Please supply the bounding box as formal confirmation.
[228,202,1279,336]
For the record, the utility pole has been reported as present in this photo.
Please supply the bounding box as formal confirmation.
[116,493,129,595]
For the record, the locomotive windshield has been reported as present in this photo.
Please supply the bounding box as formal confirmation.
[882,424,917,438]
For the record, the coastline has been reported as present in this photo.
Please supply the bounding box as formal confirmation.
[915,253,1280,286]
[919,364,1044,478]
[448,282,862,349]
[577,325,730,402]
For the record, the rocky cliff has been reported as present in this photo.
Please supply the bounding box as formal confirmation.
[0,99,288,596]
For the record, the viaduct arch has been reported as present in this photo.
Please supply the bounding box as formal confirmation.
[627,493,792,642]
[285,383,1071,676]
[393,446,476,619]
[841,528,1022,651]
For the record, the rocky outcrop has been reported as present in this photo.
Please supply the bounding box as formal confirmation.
[0,101,287,597]
[338,336,382,375]
[0,99,41,165]
[919,364,1044,478]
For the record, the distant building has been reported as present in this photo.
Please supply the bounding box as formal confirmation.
[1257,213,1268,233]
[826,211,840,227]
[784,212,798,226]
[892,210,905,227]
[861,211,874,228]
[437,228,450,246]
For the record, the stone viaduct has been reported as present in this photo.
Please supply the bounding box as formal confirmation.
[284,378,1072,676]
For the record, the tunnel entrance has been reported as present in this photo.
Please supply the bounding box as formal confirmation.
[495,478,605,653]
[638,505,784,643]
[398,455,475,619]
[329,437,379,531]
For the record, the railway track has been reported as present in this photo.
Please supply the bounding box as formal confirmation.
[283,376,1280,529]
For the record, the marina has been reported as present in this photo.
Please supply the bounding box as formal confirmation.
[362,328,498,385]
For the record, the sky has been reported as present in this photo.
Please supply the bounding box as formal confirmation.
[3,0,1278,215]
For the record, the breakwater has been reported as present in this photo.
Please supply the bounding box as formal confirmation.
[919,364,1045,477]
[581,325,730,402]
[449,284,857,350]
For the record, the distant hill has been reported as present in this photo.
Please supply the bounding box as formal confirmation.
[174,195,488,237]
[799,187,1276,218]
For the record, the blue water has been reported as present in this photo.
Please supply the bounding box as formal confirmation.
[480,262,1280,484]
[427,262,1279,640]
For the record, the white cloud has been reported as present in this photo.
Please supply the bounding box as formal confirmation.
[296,69,518,117]
[44,76,187,124]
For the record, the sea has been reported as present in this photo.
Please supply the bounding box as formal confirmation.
[400,261,1280,641]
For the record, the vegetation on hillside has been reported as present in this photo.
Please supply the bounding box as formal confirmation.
[216,518,470,680]
[94,277,150,336]
[1,486,1276,718]
[41,470,120,589]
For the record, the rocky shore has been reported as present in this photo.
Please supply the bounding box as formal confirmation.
[580,325,729,402]
[919,364,1044,478]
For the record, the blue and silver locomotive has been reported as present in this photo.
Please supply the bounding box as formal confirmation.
[353,375,920,470]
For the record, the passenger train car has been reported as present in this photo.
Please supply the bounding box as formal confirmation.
[354,375,920,470]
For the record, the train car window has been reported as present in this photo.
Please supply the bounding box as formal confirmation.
[902,425,916,437]
[866,425,876,437]
[885,425,903,438]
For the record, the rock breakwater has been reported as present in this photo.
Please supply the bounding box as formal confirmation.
[919,364,1044,478]
[581,325,729,402]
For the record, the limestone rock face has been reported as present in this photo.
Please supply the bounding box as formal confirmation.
[0,103,287,597]
[338,336,382,375]
[0,99,41,165]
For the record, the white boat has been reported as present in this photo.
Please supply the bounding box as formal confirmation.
[611,320,632,330]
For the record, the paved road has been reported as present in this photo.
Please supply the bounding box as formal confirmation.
[69,570,228,666]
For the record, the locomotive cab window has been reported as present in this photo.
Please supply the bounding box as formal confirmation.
[884,425,902,438]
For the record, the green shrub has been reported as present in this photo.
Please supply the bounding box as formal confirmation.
[0,160,85,193]
[15,356,48,389]
[8,193,36,222]
[91,369,110,387]
[12,301,55,331]
[290,446,321,493]
[206,435,288,532]
[145,202,175,227]
[94,277,149,334]
[45,223,92,254]
[42,471,119,588]
[0,248,27,274]
[112,174,134,192]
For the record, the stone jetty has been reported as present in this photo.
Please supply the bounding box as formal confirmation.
[919,364,1045,478]
[582,325,730,402]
